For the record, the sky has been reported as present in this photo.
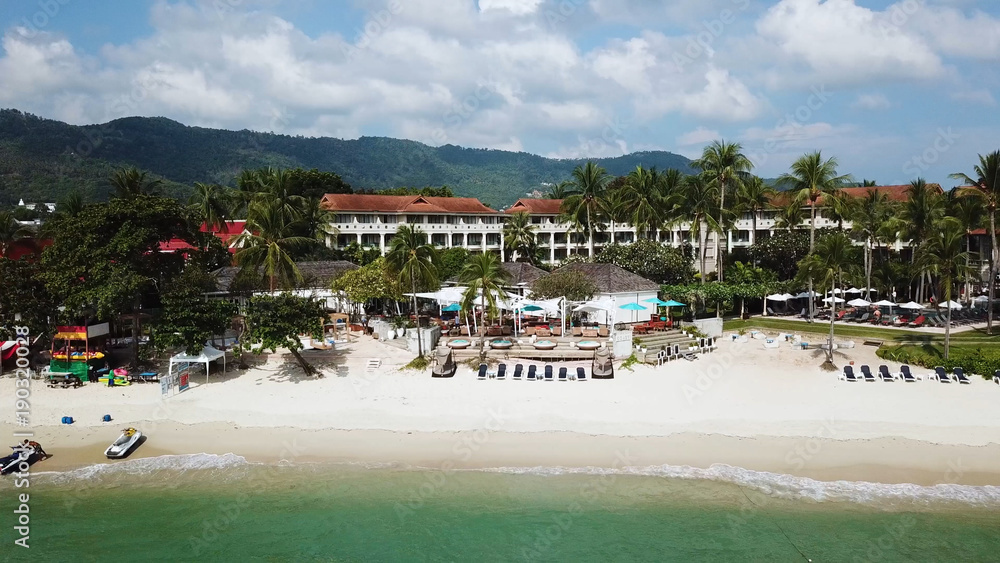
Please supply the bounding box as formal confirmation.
[1,0,998,187]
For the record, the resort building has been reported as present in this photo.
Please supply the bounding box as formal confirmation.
[320,194,506,257]
[554,263,661,324]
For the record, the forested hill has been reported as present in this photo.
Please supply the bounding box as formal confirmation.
[0,109,694,207]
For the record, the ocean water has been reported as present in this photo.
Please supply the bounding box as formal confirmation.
[3,455,1000,562]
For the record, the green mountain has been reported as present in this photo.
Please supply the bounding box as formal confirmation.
[0,109,696,208]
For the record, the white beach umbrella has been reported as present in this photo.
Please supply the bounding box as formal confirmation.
[780,293,795,300]
[974,295,990,303]
[845,287,862,294]
[943,300,963,310]
[795,291,817,299]
[898,301,922,310]
[823,296,845,304]
[847,298,870,307]
[766,293,790,301]
[873,300,895,307]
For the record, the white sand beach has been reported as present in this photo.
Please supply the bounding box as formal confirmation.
[5,335,1000,485]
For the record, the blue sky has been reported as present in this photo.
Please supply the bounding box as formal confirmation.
[1,0,998,187]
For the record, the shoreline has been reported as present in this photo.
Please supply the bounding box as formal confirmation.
[11,422,1000,487]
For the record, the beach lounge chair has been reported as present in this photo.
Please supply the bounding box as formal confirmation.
[512,364,523,380]
[908,315,926,328]
[767,306,777,316]
[854,313,869,323]
[878,365,895,382]
[544,365,554,381]
[477,364,487,380]
[496,363,507,380]
[994,370,1000,385]
[558,367,568,381]
[577,367,587,381]
[860,365,877,382]
[527,365,537,381]
[840,365,858,382]
[899,365,917,382]
[933,366,951,383]
[953,367,971,384]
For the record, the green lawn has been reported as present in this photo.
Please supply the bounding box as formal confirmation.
[723,318,1000,346]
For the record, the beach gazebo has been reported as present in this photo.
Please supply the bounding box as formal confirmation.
[168,346,226,384]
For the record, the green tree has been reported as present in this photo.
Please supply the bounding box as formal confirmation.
[39,196,197,366]
[951,150,1000,334]
[850,189,892,300]
[677,174,720,283]
[774,198,805,231]
[386,225,440,357]
[919,218,976,359]
[561,161,611,258]
[242,293,325,376]
[111,166,163,199]
[0,211,34,256]
[503,211,537,264]
[620,166,677,239]
[796,232,855,365]
[735,176,775,265]
[0,258,58,342]
[286,168,353,199]
[693,140,753,281]
[439,247,471,281]
[948,192,985,303]
[189,182,233,232]
[530,269,597,302]
[331,257,404,306]
[156,267,237,356]
[901,179,945,303]
[546,180,577,200]
[459,252,510,362]
[596,239,694,284]
[376,186,453,197]
[779,152,851,317]
[234,200,315,293]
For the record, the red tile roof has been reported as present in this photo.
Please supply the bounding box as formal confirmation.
[321,194,497,214]
[159,221,248,254]
[505,198,563,214]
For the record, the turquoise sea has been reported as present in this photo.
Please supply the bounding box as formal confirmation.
[3,454,1000,562]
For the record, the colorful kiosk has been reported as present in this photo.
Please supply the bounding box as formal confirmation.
[50,323,110,381]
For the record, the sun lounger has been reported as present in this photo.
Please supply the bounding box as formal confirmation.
[527,365,537,381]
[840,365,858,382]
[577,367,587,381]
[860,365,877,382]
[898,365,916,382]
[544,365,553,381]
[908,315,926,328]
[994,370,1000,385]
[878,365,895,382]
[933,366,951,383]
[953,367,971,384]
[512,364,523,380]
[496,363,507,380]
[477,364,487,380]
[558,367,568,381]
[854,313,869,323]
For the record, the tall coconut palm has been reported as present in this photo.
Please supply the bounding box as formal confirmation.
[561,162,611,258]
[951,150,1000,334]
[458,252,510,362]
[0,211,34,256]
[620,166,676,240]
[919,218,975,359]
[189,182,233,232]
[778,152,851,318]
[546,180,578,200]
[386,225,440,357]
[234,200,315,293]
[900,179,945,303]
[298,197,338,247]
[503,211,537,263]
[677,174,720,283]
[850,189,891,300]
[255,167,307,226]
[693,140,753,282]
[796,232,854,365]
[57,191,85,218]
[735,176,775,260]
[774,198,805,231]
[948,193,986,303]
[110,167,162,200]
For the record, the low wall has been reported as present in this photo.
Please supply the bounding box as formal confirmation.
[683,317,723,338]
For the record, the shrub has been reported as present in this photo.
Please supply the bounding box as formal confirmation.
[877,345,999,380]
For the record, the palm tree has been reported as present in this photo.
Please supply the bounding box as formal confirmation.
[0,211,34,256]
[189,182,232,231]
[561,162,611,258]
[110,167,162,199]
[774,198,805,231]
[298,197,338,247]
[735,176,775,261]
[503,211,537,263]
[693,140,753,282]
[620,166,676,240]
[458,252,510,362]
[546,180,578,199]
[677,174,720,283]
[860,179,878,187]
[948,192,986,303]
[919,218,975,359]
[900,179,945,303]
[796,232,854,365]
[57,191,84,218]
[233,200,315,293]
[254,167,307,226]
[386,225,440,357]
[778,152,851,318]
[951,150,1000,334]
[851,189,891,300]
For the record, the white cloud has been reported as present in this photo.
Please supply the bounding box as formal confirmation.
[478,0,544,16]
[951,89,996,106]
[851,93,891,110]
[676,127,721,147]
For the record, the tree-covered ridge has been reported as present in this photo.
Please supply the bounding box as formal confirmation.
[0,109,695,207]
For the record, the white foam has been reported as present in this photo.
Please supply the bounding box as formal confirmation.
[40,453,250,484]
[475,463,1000,507]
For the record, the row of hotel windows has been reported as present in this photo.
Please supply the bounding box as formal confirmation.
[333,214,502,225]
[339,230,763,248]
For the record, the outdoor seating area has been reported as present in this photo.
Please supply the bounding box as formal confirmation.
[839,364,981,384]
[767,290,993,330]
[476,362,589,381]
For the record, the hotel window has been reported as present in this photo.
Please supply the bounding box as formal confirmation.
[447,216,461,224]
[734,230,750,243]
[482,216,496,224]
[406,215,424,224]
[431,233,447,246]
[334,214,351,223]
[356,214,374,224]
[380,215,398,224]
[530,216,543,224]
[361,234,380,247]
[486,233,501,246]
[451,233,465,246]
[427,215,445,224]
[468,233,483,246]
[554,232,567,244]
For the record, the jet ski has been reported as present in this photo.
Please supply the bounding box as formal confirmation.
[105,427,142,459]
[1,446,40,476]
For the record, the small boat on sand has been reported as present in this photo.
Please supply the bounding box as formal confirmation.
[105,428,143,459]
[0,446,41,475]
